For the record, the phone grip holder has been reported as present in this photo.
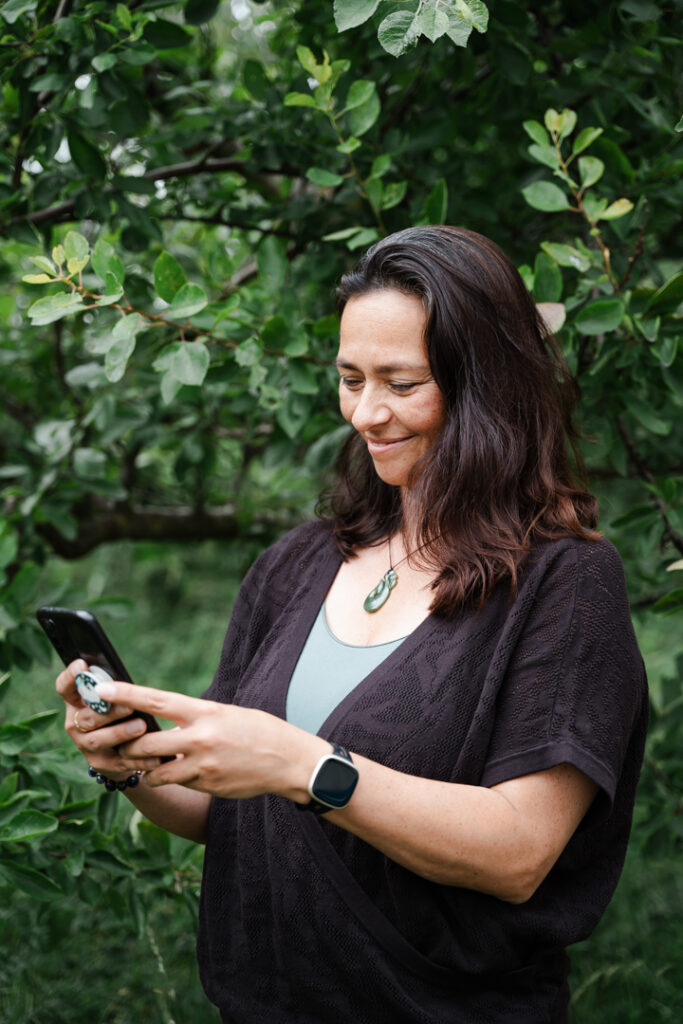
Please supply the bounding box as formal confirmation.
[75,665,114,715]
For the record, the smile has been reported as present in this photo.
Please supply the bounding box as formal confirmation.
[365,436,413,455]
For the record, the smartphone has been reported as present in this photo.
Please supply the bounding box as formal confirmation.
[37,606,173,758]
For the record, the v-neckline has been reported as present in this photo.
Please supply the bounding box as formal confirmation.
[270,531,439,738]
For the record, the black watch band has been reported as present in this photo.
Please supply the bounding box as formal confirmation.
[296,743,359,814]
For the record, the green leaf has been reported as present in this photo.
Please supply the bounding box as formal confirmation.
[143,19,192,49]
[523,120,550,148]
[92,238,125,288]
[0,809,58,842]
[540,242,590,272]
[0,860,63,901]
[377,12,419,57]
[27,292,86,325]
[343,79,375,112]
[425,178,448,224]
[456,0,489,32]
[381,181,408,210]
[22,274,52,284]
[112,313,143,342]
[74,447,108,479]
[1,0,38,25]
[572,126,603,156]
[521,181,570,212]
[347,82,380,137]
[652,590,683,615]
[533,252,562,302]
[92,53,117,73]
[575,299,625,335]
[415,6,450,42]
[646,272,683,316]
[154,251,186,303]
[184,0,220,25]
[105,334,136,383]
[323,227,365,241]
[622,394,672,436]
[30,255,58,276]
[167,283,208,319]
[169,342,210,386]
[160,370,183,405]
[598,198,634,220]
[288,360,319,395]
[64,230,90,274]
[528,144,560,170]
[0,773,18,804]
[306,167,344,187]
[366,155,388,180]
[346,227,379,250]
[333,0,381,32]
[257,236,288,291]
[52,245,65,268]
[578,156,605,188]
[446,16,472,47]
[67,130,106,180]
[284,92,319,108]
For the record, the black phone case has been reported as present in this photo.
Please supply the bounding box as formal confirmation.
[37,606,172,756]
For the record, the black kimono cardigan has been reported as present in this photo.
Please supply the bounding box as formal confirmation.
[198,520,647,1024]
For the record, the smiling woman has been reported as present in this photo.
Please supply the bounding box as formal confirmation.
[55,226,647,1024]
[336,289,446,489]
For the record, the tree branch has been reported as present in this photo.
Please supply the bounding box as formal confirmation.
[3,155,296,232]
[618,198,649,290]
[616,415,683,555]
[36,501,293,559]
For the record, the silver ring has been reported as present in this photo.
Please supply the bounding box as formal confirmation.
[73,709,90,734]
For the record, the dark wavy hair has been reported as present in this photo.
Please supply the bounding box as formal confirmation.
[321,225,599,616]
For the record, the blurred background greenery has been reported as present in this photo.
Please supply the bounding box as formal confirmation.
[1,0,682,1020]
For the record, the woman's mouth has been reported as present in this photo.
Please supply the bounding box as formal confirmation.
[365,436,412,455]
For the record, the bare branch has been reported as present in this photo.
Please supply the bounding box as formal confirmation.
[36,501,293,558]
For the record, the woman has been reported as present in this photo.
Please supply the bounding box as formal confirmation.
[57,226,648,1023]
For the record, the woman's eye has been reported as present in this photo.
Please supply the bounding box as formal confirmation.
[389,382,417,394]
[340,377,363,389]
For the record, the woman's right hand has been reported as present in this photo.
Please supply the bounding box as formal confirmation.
[56,659,154,780]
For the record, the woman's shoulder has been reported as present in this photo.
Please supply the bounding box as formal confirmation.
[528,531,626,579]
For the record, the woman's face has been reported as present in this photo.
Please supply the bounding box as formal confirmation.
[336,288,446,489]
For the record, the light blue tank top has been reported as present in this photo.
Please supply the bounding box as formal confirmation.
[285,602,406,735]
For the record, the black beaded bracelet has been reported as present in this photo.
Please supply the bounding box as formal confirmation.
[88,765,142,792]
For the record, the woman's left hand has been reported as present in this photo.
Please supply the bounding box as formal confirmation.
[97,681,327,800]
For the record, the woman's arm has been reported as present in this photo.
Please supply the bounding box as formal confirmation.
[103,680,597,903]
[56,661,210,843]
[322,756,597,903]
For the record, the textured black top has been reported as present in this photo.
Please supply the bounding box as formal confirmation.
[197,521,648,1023]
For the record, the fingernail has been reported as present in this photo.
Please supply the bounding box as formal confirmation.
[96,682,116,698]
[125,719,145,735]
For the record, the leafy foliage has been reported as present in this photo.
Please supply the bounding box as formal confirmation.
[0,0,682,1018]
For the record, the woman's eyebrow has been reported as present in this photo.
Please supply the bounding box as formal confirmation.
[334,358,430,374]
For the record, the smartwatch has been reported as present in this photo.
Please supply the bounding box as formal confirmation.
[296,743,359,814]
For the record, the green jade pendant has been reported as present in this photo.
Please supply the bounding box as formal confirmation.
[363,568,398,613]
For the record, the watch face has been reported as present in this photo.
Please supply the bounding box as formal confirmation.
[312,757,358,809]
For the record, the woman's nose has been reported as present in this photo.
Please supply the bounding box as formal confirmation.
[350,385,392,433]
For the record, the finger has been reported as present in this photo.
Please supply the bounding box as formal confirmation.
[56,659,89,707]
[119,726,184,760]
[68,715,150,755]
[66,702,136,733]
[93,682,207,727]
[141,754,199,789]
